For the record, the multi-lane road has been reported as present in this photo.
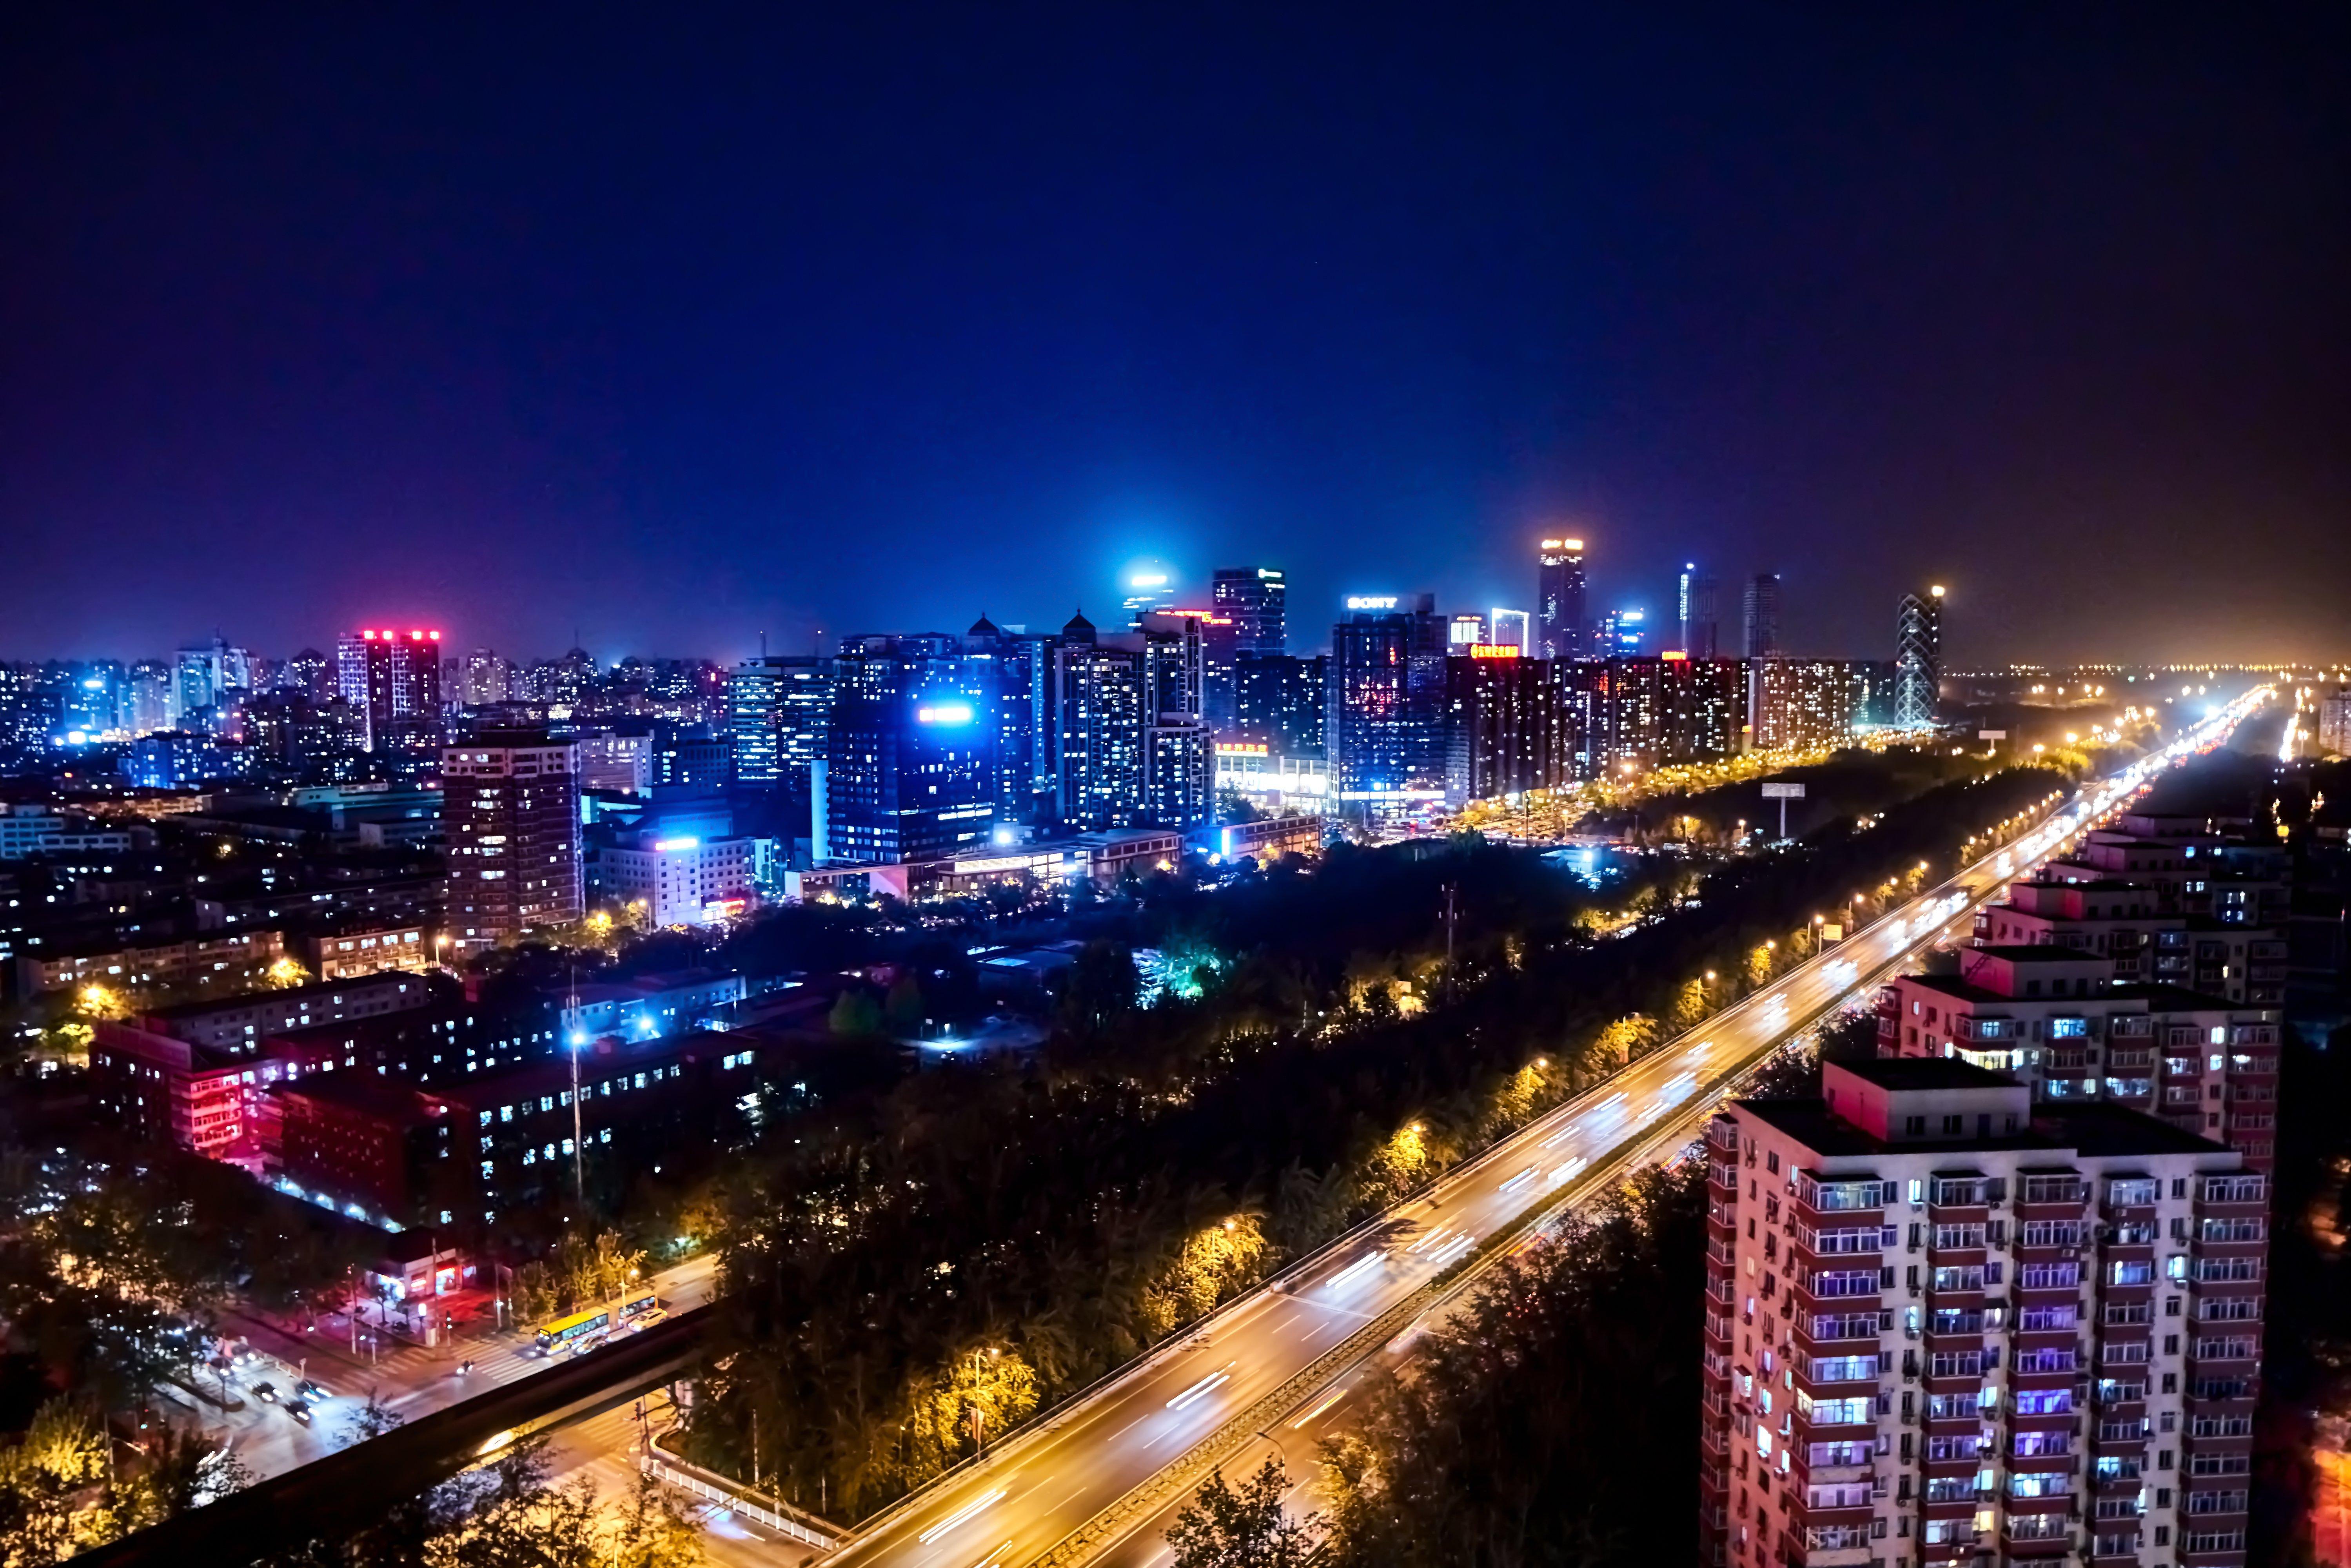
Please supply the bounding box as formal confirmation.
[527,697,2260,1568]
[799,699,2259,1568]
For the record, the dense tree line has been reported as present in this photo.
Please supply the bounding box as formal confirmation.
[1317,1161,1707,1568]
[688,766,2071,1519]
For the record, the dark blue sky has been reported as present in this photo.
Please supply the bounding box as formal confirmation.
[4,6,2346,666]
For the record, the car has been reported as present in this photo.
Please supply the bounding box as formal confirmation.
[285,1399,312,1425]
[296,1379,330,1402]
[251,1382,278,1403]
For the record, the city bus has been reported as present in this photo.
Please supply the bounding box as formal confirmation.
[534,1307,611,1355]
[620,1284,659,1321]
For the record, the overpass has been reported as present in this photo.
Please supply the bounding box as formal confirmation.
[79,1307,715,1567]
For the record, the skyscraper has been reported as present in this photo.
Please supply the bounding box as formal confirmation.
[1211,568,1287,655]
[1894,586,1945,727]
[727,654,833,791]
[1742,573,1782,659]
[823,633,999,864]
[443,729,583,957]
[1232,652,1328,760]
[1207,568,1286,730]
[1677,564,1720,659]
[1328,594,1448,801]
[1536,537,1587,661]
[337,628,445,757]
[1443,647,1572,804]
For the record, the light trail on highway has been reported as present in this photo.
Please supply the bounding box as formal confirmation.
[728,700,2264,1568]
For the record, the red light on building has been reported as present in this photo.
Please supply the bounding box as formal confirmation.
[1661,650,1690,662]
[363,629,378,641]
[1467,643,1520,659]
[429,630,442,641]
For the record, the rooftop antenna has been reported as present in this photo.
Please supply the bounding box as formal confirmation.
[759,629,768,659]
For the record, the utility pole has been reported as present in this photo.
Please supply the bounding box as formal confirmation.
[1442,882,1459,1002]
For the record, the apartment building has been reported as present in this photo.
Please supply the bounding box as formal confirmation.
[1975,879,2287,1006]
[1700,1058,2264,1568]
[1880,948,2281,1170]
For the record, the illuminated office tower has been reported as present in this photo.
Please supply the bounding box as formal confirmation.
[1328,593,1448,799]
[1536,537,1587,660]
[1205,568,1286,730]
[443,728,583,957]
[336,628,445,757]
[822,634,998,864]
[1894,587,1946,727]
[1233,652,1328,761]
[728,655,833,791]
[1678,563,1721,659]
[1598,608,1648,657]
[1743,573,1782,659]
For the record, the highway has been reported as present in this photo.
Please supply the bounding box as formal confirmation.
[795,700,2259,1568]
[501,701,2253,1568]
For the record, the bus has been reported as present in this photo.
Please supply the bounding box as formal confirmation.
[534,1307,611,1355]
[620,1284,659,1321]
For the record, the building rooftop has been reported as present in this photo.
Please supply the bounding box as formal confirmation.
[275,1067,437,1123]
[1735,1094,2231,1161]
[147,969,432,1020]
[1831,1056,2015,1092]
[1970,944,2107,964]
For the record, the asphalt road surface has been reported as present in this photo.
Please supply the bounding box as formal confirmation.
[557,700,2260,1568]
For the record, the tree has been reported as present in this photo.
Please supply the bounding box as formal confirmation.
[1166,1459,1316,1568]
[1057,942,1140,1040]
[602,1465,703,1568]
[828,988,884,1038]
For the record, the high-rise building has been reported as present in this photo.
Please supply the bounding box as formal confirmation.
[1443,648,1573,804]
[1053,612,1142,831]
[1447,613,1487,648]
[443,729,583,957]
[127,660,172,736]
[1679,564,1720,659]
[1536,537,1587,661]
[171,636,251,730]
[1328,595,1448,802]
[1747,659,1870,751]
[1488,607,1532,653]
[727,655,833,791]
[271,648,327,703]
[1233,652,1329,760]
[1882,942,2283,1169]
[1589,656,1745,771]
[460,648,513,708]
[966,617,1057,818]
[1211,568,1288,656]
[337,628,445,758]
[822,633,999,864]
[1207,568,1287,730]
[1743,574,1782,659]
[1894,587,1945,727]
[1699,1057,2266,1568]
[1598,608,1648,657]
[2316,689,2350,757]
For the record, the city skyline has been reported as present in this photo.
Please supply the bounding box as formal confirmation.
[6,11,2347,667]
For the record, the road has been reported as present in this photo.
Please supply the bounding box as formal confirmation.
[559,699,2262,1568]
[190,1252,721,1483]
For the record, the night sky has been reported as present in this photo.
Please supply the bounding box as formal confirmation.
[4,7,2346,667]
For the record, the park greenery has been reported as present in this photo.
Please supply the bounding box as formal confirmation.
[683,760,2075,1519]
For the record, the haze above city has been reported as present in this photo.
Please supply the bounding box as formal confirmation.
[4,8,2347,664]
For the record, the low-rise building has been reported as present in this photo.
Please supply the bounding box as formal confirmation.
[308,922,433,981]
[557,969,748,1044]
[16,928,286,998]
